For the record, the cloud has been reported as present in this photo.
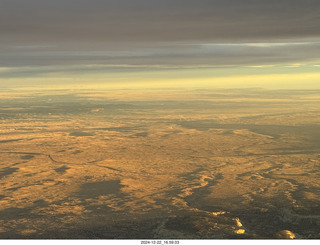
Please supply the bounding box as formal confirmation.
[1,0,320,72]
[1,0,320,45]
[1,41,320,68]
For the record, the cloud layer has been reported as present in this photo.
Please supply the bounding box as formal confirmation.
[2,0,320,44]
[1,0,320,72]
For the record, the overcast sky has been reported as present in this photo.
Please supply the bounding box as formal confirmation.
[0,0,320,86]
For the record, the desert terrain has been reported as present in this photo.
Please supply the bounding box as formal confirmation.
[0,88,319,239]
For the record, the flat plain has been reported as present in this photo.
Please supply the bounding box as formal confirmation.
[0,88,319,238]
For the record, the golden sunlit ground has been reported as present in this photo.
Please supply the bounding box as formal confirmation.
[0,88,319,238]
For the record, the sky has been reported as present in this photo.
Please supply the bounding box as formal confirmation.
[1,0,320,89]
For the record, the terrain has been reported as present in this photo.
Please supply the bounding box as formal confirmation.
[0,88,319,239]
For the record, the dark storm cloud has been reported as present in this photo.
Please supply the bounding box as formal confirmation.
[1,0,320,69]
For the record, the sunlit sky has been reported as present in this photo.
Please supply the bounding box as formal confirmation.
[1,0,320,89]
